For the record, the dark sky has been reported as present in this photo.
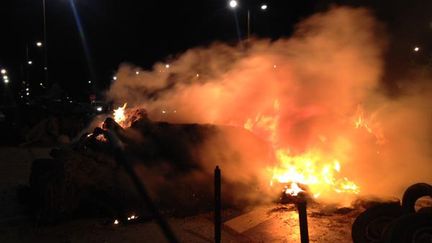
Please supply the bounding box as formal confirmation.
[1,0,431,100]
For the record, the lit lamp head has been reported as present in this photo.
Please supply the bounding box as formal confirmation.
[229,0,238,9]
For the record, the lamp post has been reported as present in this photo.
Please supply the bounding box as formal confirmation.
[42,0,48,85]
[228,0,268,39]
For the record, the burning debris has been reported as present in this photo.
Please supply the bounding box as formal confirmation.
[27,105,272,223]
[16,6,432,243]
[103,5,432,207]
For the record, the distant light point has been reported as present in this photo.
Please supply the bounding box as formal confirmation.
[261,4,268,10]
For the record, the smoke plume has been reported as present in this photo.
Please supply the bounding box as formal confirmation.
[106,6,432,204]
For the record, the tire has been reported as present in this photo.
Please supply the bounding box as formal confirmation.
[402,183,432,214]
[352,202,403,243]
[382,212,432,243]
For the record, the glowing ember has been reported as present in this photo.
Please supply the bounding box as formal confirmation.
[96,134,107,142]
[127,214,138,221]
[285,182,304,196]
[113,103,127,126]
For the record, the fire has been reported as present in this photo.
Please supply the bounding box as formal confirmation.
[109,100,364,200]
[114,103,127,126]
[285,182,304,196]
[354,106,386,145]
[269,149,359,197]
[244,100,280,144]
[244,102,362,199]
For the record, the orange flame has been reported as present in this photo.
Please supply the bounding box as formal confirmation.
[270,149,360,197]
[113,103,128,127]
[354,106,386,145]
[244,102,361,199]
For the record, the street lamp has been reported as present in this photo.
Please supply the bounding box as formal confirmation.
[229,0,238,9]
[36,41,43,47]
[228,1,268,39]
[1,69,6,75]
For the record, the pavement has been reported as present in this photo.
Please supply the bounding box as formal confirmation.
[0,146,357,243]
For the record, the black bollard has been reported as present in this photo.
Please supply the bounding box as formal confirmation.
[297,194,309,243]
[214,166,221,243]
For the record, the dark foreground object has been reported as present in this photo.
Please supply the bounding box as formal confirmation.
[26,116,270,224]
[352,183,432,243]
[214,166,221,243]
[297,195,309,243]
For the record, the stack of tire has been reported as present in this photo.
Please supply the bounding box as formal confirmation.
[352,183,432,243]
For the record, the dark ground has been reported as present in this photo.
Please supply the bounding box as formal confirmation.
[0,146,357,243]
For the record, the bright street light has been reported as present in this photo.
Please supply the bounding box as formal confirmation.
[36,41,43,47]
[88,80,92,84]
[1,69,6,74]
[229,0,238,8]
[113,76,117,80]
[414,46,420,52]
[261,4,268,10]
[28,60,33,65]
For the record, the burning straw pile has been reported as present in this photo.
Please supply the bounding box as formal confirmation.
[27,107,272,223]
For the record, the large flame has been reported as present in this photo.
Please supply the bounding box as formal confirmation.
[270,149,360,197]
[244,101,362,198]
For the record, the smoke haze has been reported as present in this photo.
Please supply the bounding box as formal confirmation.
[106,6,432,204]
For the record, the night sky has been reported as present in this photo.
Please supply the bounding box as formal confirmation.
[1,0,431,101]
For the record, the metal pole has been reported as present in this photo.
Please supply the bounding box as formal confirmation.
[42,0,48,85]
[214,166,221,243]
[247,9,250,39]
[25,44,29,88]
[105,130,179,243]
[297,195,309,243]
